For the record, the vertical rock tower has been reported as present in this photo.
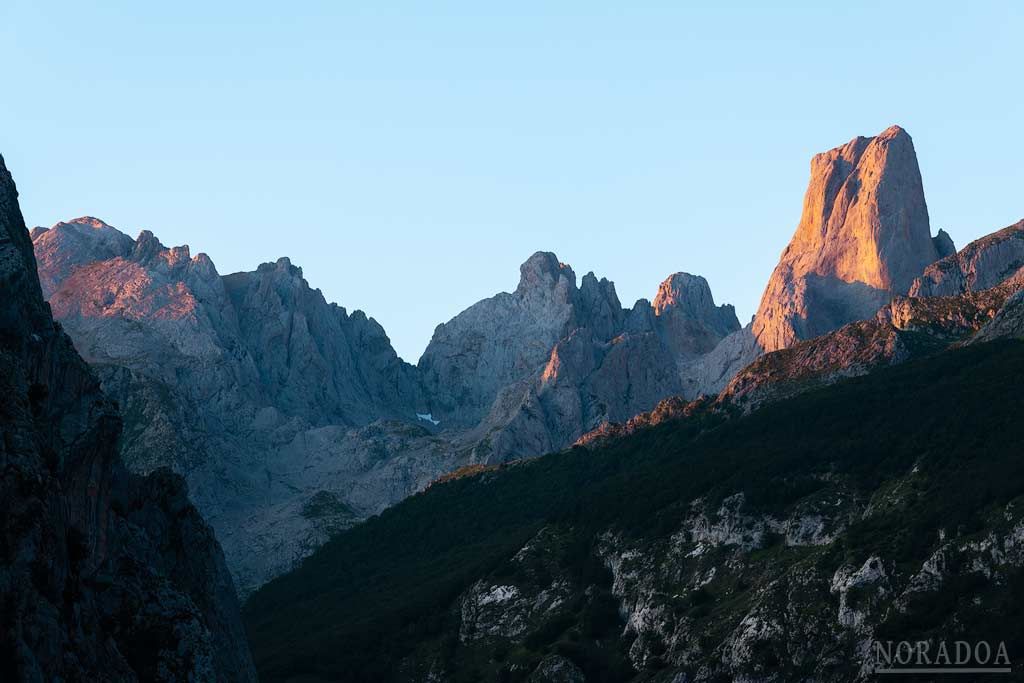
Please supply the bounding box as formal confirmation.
[753,125,940,352]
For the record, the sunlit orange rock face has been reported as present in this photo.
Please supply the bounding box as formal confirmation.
[50,260,200,322]
[753,125,941,352]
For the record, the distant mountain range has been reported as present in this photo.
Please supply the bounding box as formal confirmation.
[28,126,1024,597]
[30,217,743,592]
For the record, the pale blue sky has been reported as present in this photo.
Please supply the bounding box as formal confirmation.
[2,2,1022,362]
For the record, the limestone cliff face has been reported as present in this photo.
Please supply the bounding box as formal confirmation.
[0,155,255,681]
[753,126,941,352]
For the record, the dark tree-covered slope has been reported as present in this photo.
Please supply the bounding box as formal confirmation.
[246,339,1024,682]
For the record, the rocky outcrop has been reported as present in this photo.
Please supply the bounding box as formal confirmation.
[932,228,957,259]
[0,155,255,681]
[910,218,1024,297]
[753,126,942,353]
[650,273,740,359]
[575,395,713,448]
[613,298,1024,451]
[578,256,1024,440]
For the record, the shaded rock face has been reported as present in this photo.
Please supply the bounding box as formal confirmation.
[679,324,761,397]
[972,275,1024,343]
[910,219,1024,297]
[223,258,423,426]
[753,126,941,353]
[0,156,255,682]
[932,228,957,259]
[651,272,740,359]
[418,252,607,429]
[426,260,740,463]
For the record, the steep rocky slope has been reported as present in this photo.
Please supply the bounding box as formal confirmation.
[910,218,1024,297]
[223,257,423,426]
[752,126,942,353]
[0,156,255,681]
[245,339,1024,682]
[722,270,1024,411]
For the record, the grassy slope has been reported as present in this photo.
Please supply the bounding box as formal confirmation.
[245,340,1024,682]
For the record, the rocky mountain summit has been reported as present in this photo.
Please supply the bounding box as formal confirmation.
[419,252,613,429]
[425,254,741,462]
[31,217,136,297]
[223,257,423,426]
[752,126,943,353]
[0,157,255,681]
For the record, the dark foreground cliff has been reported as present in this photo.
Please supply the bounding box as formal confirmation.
[0,155,256,681]
[246,339,1024,682]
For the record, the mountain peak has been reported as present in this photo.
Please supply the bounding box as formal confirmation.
[516,251,575,293]
[254,256,303,279]
[30,216,135,296]
[132,229,168,263]
[65,216,115,229]
[648,272,740,359]
[752,125,938,352]
[878,123,909,139]
[652,272,714,316]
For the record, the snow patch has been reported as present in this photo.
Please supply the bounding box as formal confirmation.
[417,413,440,426]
